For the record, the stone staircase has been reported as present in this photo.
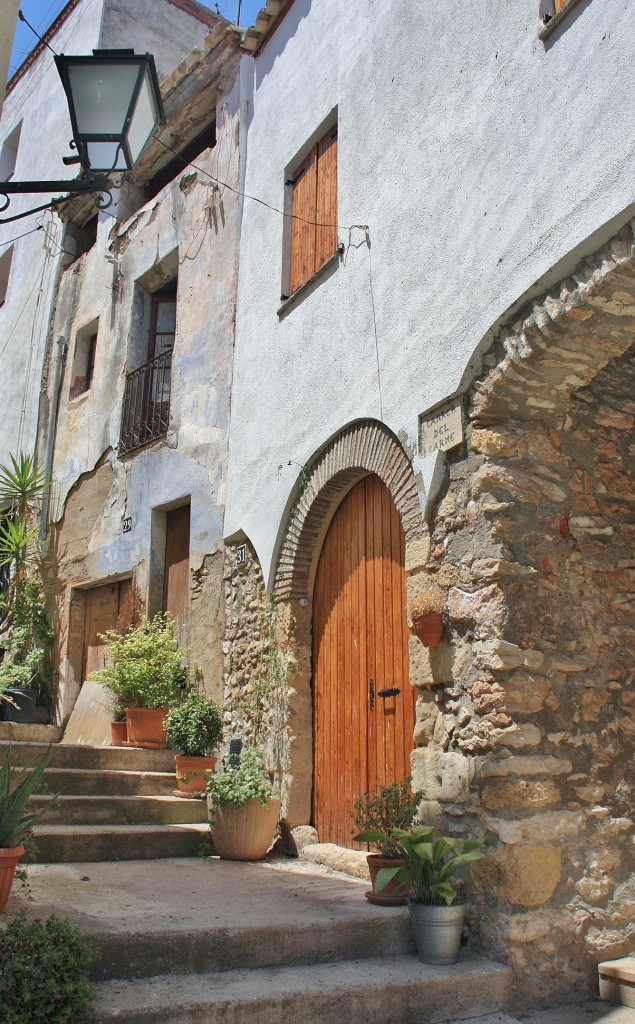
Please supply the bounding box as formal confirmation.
[0,727,209,862]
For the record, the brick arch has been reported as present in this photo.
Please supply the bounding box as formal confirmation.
[273,419,424,601]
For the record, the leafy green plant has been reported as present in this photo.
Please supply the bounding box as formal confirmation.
[0,912,97,1023]
[1,745,58,848]
[352,778,421,858]
[0,454,53,710]
[207,744,275,810]
[353,824,486,905]
[164,692,223,756]
[90,614,186,710]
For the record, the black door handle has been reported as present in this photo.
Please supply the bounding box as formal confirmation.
[377,687,401,699]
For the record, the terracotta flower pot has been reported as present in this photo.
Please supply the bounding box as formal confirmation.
[0,845,25,911]
[124,707,168,748]
[411,612,443,646]
[110,721,128,746]
[210,797,281,860]
[174,754,216,797]
[366,853,409,906]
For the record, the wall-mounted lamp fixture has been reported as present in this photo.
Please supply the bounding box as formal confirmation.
[0,49,165,223]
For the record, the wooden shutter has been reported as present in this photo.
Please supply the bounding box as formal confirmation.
[290,149,317,294]
[315,126,338,271]
[289,124,337,295]
[554,0,568,10]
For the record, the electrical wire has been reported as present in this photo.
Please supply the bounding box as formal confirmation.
[17,9,58,56]
[0,225,45,253]
[152,135,366,234]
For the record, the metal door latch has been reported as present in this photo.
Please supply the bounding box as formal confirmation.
[369,678,375,711]
[377,687,401,699]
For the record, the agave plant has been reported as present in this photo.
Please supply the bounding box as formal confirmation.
[0,745,58,849]
[353,824,486,905]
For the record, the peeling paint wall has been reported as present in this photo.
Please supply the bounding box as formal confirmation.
[45,34,242,718]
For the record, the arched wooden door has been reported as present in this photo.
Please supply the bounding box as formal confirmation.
[312,474,415,846]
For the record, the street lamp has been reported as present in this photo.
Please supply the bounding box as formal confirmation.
[55,50,165,173]
[0,48,166,223]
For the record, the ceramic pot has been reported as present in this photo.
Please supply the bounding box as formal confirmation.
[210,797,281,860]
[409,900,467,964]
[4,688,37,723]
[110,721,128,746]
[0,845,25,911]
[411,613,443,647]
[365,853,409,906]
[124,707,168,748]
[174,754,216,797]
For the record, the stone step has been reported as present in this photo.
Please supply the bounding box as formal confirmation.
[32,793,208,826]
[29,823,211,862]
[94,955,513,1024]
[0,739,176,772]
[93,902,415,982]
[40,767,178,796]
[0,723,63,742]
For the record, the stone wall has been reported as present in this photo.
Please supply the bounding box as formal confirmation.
[410,226,635,999]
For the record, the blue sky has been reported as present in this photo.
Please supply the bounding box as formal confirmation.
[9,0,264,80]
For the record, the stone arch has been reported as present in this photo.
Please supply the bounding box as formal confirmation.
[273,419,424,601]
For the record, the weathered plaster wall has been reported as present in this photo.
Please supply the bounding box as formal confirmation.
[46,49,242,716]
[227,0,635,586]
[0,0,219,468]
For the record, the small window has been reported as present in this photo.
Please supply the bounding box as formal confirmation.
[0,123,22,183]
[64,215,98,264]
[0,247,14,308]
[145,123,216,202]
[70,321,98,399]
[286,122,338,296]
[539,0,583,33]
[148,285,177,360]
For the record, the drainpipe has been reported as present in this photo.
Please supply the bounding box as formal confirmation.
[39,335,67,541]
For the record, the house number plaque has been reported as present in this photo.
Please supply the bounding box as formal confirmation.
[236,544,247,567]
[122,517,132,534]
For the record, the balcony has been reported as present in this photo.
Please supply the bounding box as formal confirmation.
[119,350,172,455]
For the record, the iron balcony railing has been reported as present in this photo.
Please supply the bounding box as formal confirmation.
[119,350,172,455]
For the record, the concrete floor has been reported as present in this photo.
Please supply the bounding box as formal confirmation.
[2,854,633,1024]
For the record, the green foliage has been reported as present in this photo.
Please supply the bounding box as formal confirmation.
[353,824,486,906]
[0,572,54,695]
[90,614,187,710]
[164,692,223,756]
[0,454,54,708]
[352,778,420,858]
[207,744,275,810]
[0,745,57,848]
[0,912,97,1024]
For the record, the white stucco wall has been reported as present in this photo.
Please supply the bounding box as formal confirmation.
[0,0,218,469]
[227,0,635,586]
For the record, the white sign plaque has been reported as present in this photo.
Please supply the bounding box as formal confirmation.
[420,399,464,458]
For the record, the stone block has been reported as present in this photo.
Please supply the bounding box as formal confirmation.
[497,844,562,906]
[485,810,585,845]
[471,429,519,458]
[504,672,551,713]
[480,755,573,779]
[410,748,473,803]
[497,910,560,943]
[482,779,560,812]
[599,958,635,1008]
[474,640,544,673]
[404,536,431,572]
[495,723,542,749]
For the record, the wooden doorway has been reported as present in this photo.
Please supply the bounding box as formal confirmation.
[312,475,415,846]
[163,503,190,648]
[81,579,132,681]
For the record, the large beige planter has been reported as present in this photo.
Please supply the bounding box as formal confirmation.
[210,797,281,861]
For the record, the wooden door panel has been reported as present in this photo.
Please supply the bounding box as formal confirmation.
[312,475,415,847]
[82,579,131,681]
[163,504,190,646]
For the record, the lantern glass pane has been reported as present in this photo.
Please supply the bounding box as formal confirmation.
[127,67,160,164]
[68,63,139,135]
[85,141,128,171]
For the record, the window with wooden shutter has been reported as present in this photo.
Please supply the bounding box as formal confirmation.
[539,0,584,34]
[289,124,337,295]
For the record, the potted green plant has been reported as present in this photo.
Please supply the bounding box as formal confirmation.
[409,587,445,646]
[206,744,280,860]
[164,692,223,797]
[0,911,97,1023]
[352,778,420,905]
[0,745,57,911]
[110,703,128,746]
[354,824,486,964]
[90,614,186,748]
